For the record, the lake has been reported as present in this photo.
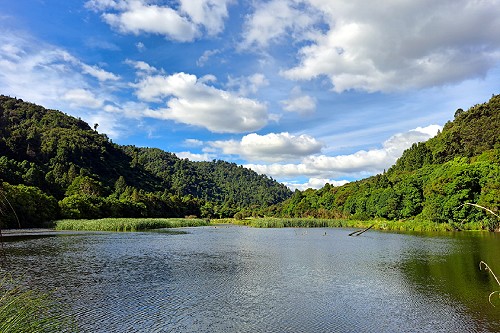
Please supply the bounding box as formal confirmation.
[2,225,500,332]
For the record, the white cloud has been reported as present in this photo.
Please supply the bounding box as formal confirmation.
[103,4,198,41]
[87,111,130,139]
[226,73,269,96]
[184,139,204,147]
[81,63,120,81]
[0,33,119,111]
[134,72,269,133]
[281,86,316,114]
[178,0,232,36]
[240,0,322,49]
[84,38,120,51]
[62,89,104,109]
[125,59,159,75]
[86,0,233,42]
[244,125,441,180]
[275,0,500,92]
[285,178,349,191]
[210,132,323,162]
[136,41,145,52]
[197,49,220,67]
[175,151,213,161]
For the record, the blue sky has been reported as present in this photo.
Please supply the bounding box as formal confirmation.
[1,0,499,190]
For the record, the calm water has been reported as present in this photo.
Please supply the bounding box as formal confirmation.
[2,226,500,332]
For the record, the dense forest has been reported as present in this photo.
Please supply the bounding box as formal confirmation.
[1,94,499,230]
[0,95,291,227]
[270,94,500,230]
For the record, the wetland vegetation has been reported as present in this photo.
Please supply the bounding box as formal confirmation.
[54,217,209,232]
[1,94,499,230]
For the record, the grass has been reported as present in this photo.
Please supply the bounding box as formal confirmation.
[232,217,487,233]
[54,217,210,232]
[0,275,77,332]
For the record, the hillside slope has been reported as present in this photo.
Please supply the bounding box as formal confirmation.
[273,94,500,229]
[0,95,291,227]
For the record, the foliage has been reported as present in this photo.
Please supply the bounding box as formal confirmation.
[1,93,499,226]
[0,95,292,226]
[1,182,58,228]
[270,94,500,227]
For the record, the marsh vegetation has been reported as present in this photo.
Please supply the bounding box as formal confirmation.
[54,217,209,232]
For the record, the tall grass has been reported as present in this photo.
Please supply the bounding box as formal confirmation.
[0,275,77,332]
[233,217,482,233]
[54,217,210,232]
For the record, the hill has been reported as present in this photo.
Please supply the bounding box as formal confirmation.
[0,95,291,227]
[273,94,500,229]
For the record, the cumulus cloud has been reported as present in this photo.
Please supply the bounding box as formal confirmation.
[210,132,323,162]
[244,125,442,180]
[87,111,129,139]
[265,0,500,92]
[86,0,233,42]
[226,73,269,96]
[285,178,350,191]
[178,0,232,36]
[125,59,159,75]
[240,0,322,49]
[281,86,316,114]
[175,151,213,161]
[134,72,269,133]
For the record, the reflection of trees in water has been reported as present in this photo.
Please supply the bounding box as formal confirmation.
[0,185,20,252]
[399,233,500,329]
[480,261,500,307]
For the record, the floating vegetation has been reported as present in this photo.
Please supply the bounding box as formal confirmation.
[54,218,210,232]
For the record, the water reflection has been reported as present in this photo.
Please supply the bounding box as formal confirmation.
[1,227,500,332]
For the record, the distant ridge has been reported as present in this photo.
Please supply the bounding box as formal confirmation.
[272,94,500,228]
[0,95,291,227]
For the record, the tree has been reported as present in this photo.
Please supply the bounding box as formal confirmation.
[65,175,103,197]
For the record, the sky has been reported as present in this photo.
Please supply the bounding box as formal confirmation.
[1,0,499,190]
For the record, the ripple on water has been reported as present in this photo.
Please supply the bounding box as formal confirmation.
[1,227,498,332]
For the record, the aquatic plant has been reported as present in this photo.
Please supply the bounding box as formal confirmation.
[232,217,461,232]
[0,275,77,332]
[54,217,210,232]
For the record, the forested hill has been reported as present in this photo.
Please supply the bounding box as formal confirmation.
[273,94,500,229]
[0,95,291,227]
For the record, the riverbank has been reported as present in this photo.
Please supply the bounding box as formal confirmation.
[230,217,487,232]
[2,217,488,234]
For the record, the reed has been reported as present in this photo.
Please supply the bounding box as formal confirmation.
[232,217,478,232]
[0,275,76,332]
[54,218,210,232]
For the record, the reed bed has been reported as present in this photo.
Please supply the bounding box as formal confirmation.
[54,218,210,232]
[233,217,484,233]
